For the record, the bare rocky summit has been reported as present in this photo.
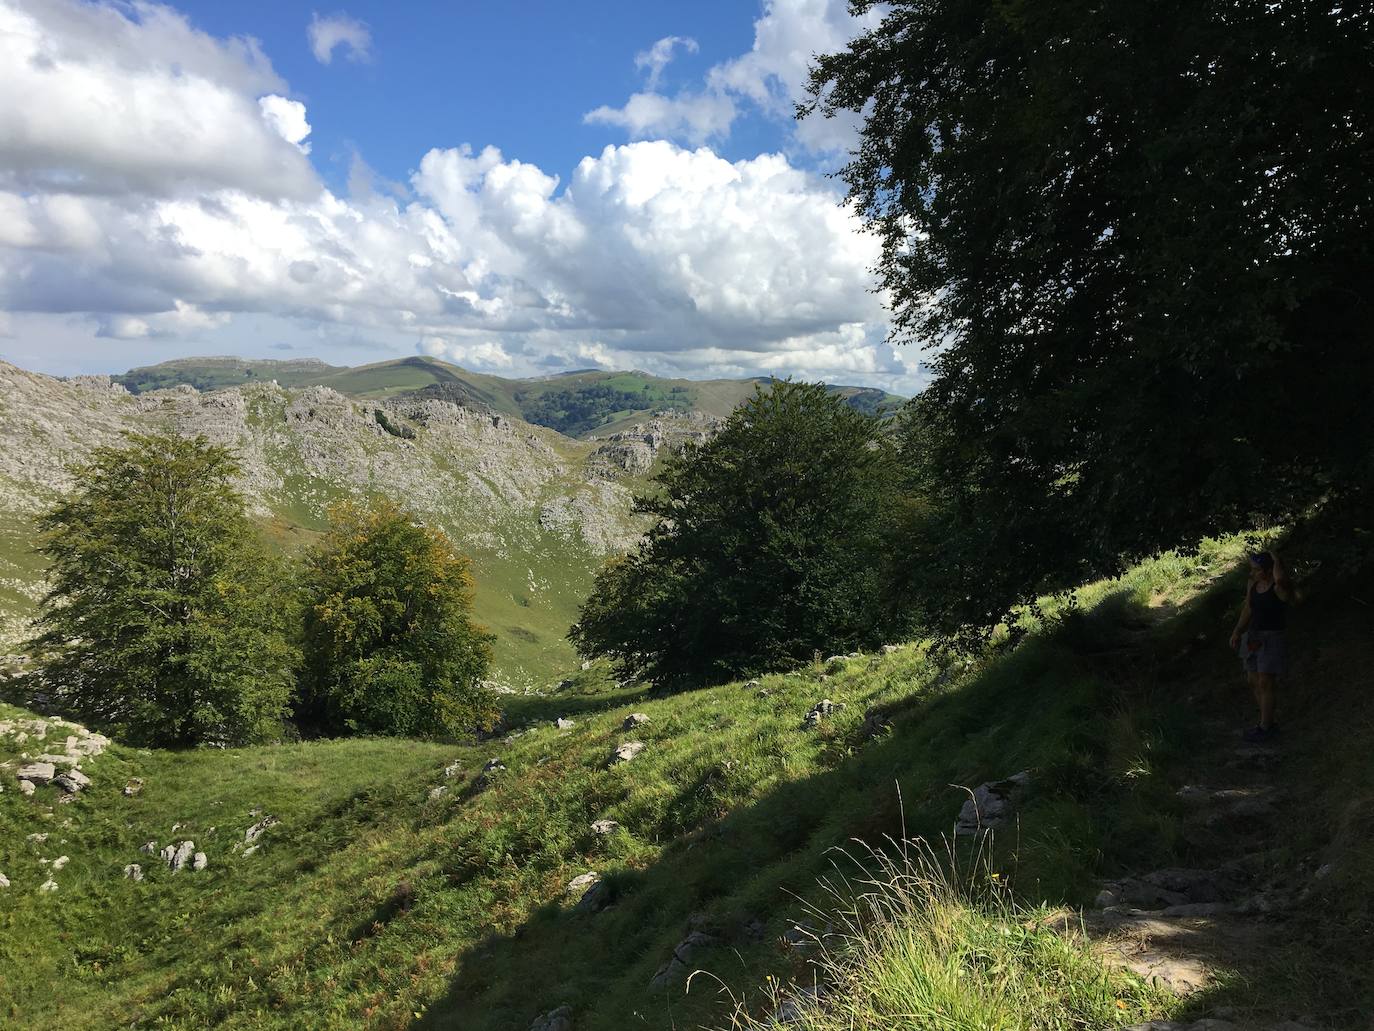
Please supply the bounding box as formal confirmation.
[0,361,722,683]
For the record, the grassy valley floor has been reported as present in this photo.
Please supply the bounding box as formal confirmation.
[1,536,1369,1029]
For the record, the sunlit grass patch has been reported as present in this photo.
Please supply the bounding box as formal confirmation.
[719,837,1170,1030]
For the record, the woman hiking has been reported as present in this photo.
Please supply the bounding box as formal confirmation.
[1229,550,1293,742]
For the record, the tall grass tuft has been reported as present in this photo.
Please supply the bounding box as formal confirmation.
[717,834,1169,1030]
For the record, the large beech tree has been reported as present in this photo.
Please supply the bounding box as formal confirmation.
[809,1,1373,628]
[27,434,295,746]
[571,381,909,686]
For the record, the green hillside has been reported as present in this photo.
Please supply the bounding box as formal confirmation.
[2,535,1365,1028]
[111,357,906,437]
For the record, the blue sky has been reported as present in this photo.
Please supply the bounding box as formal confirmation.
[0,1,919,392]
[179,1,780,188]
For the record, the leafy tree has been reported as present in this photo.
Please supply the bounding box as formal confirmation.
[298,498,497,738]
[570,381,909,686]
[25,434,295,746]
[809,1,1374,628]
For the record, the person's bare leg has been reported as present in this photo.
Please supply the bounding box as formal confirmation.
[1247,671,1260,713]
[1256,672,1277,730]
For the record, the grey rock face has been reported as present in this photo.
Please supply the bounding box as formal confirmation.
[954,771,1032,836]
[18,780,35,796]
[621,712,650,730]
[123,864,143,881]
[608,741,645,766]
[590,819,620,836]
[192,852,208,871]
[555,717,576,730]
[139,840,157,855]
[0,871,9,888]
[16,762,56,785]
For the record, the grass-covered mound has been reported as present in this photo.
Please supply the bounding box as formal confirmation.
[1,535,1368,1029]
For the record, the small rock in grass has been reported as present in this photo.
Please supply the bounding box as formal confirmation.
[192,852,208,871]
[54,769,92,793]
[123,864,143,881]
[244,815,278,844]
[19,780,35,797]
[51,856,69,871]
[591,819,620,836]
[39,879,58,893]
[26,832,47,844]
[574,877,612,914]
[428,785,448,800]
[745,679,761,688]
[443,761,462,778]
[566,872,600,896]
[161,840,196,872]
[243,844,259,857]
[555,717,575,730]
[803,699,844,728]
[529,1005,572,1031]
[139,840,157,854]
[0,872,9,888]
[608,741,644,766]
[17,761,56,785]
[123,778,144,797]
[882,644,900,654]
[622,712,650,730]
[955,771,1032,837]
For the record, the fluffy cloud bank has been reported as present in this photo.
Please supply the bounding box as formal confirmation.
[588,0,883,154]
[0,0,910,389]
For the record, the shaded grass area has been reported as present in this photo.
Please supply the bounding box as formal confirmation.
[2,534,1368,1029]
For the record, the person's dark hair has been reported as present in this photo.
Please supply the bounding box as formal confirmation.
[1249,551,1274,571]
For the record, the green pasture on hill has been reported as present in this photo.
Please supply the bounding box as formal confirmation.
[3,534,1369,1029]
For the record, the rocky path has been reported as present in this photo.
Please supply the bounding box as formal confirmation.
[1076,705,1331,1029]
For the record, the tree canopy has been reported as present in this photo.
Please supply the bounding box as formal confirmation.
[298,498,497,738]
[809,0,1373,628]
[26,433,295,746]
[570,381,908,686]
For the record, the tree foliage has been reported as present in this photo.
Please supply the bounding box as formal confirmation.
[570,381,908,686]
[26,434,295,746]
[298,498,497,738]
[810,1,1374,628]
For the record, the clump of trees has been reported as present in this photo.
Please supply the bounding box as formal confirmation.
[26,434,297,746]
[297,499,497,738]
[25,433,494,746]
[570,381,911,687]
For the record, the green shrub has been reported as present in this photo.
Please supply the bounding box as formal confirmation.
[373,408,415,440]
[25,433,296,746]
[570,381,911,686]
[298,498,497,738]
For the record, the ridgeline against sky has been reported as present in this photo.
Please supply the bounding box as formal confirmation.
[0,0,915,393]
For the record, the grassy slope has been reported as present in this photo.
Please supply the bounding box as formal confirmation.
[5,535,1367,1029]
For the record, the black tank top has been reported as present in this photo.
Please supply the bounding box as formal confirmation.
[1249,582,1287,632]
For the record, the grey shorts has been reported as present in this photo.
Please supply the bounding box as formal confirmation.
[1239,630,1287,676]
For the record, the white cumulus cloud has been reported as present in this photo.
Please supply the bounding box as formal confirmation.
[0,0,317,199]
[308,11,371,64]
[588,0,883,154]
[636,35,698,91]
[258,95,312,152]
[0,0,912,392]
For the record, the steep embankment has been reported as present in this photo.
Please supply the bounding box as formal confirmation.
[0,360,717,687]
[1,536,1367,1029]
